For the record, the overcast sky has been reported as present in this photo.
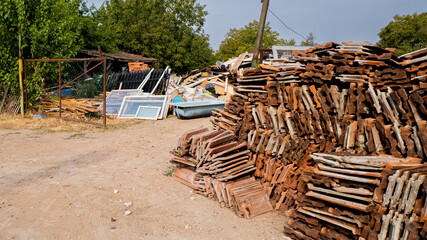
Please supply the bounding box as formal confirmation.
[87,0,426,50]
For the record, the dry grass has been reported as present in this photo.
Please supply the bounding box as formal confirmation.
[0,114,141,133]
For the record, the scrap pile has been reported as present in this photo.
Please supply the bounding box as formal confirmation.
[171,127,273,218]
[40,97,100,117]
[168,53,252,102]
[170,45,427,237]
[168,67,232,102]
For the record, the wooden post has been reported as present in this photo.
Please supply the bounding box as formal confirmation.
[103,58,107,128]
[59,61,62,121]
[252,0,270,67]
[98,46,107,128]
[18,30,24,116]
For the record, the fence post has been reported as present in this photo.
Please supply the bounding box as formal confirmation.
[18,30,24,116]
[23,60,27,109]
[103,58,107,128]
[59,61,62,121]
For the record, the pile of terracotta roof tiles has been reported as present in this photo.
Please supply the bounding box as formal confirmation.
[171,127,272,218]
[170,43,427,238]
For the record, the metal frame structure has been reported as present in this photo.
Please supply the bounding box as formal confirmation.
[24,56,108,127]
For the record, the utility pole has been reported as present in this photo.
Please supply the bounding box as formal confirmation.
[18,29,24,117]
[252,0,270,67]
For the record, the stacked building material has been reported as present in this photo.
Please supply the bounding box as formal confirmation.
[171,127,255,181]
[399,48,427,89]
[207,44,427,236]
[170,127,273,218]
[376,163,427,240]
[211,108,242,134]
[283,153,425,240]
[40,97,100,117]
[296,42,413,90]
[236,64,304,93]
[170,44,427,235]
[225,43,427,161]
[203,176,273,218]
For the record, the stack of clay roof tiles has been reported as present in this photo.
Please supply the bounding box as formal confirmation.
[170,44,427,239]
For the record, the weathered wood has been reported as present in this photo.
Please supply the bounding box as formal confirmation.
[298,208,360,235]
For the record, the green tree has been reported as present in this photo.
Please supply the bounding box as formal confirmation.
[284,39,296,45]
[0,0,85,103]
[378,13,427,56]
[216,20,287,61]
[90,0,215,74]
[79,1,118,53]
[301,32,316,46]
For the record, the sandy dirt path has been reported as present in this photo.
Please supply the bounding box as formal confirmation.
[0,116,285,240]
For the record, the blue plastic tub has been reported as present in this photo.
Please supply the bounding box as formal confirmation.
[171,100,227,119]
[53,90,73,96]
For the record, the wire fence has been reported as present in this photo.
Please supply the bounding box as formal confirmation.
[0,72,19,114]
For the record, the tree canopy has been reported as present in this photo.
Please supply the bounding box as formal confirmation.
[378,12,427,56]
[0,0,216,103]
[301,33,316,46]
[216,20,287,61]
[0,0,84,98]
[84,0,215,74]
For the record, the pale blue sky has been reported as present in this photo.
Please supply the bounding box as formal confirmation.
[87,0,427,50]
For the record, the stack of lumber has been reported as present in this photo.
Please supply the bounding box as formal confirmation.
[399,48,427,89]
[283,153,425,240]
[40,97,99,117]
[171,127,272,218]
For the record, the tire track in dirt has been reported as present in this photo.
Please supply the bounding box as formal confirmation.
[0,150,113,195]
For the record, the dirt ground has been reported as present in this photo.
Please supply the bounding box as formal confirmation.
[0,116,285,240]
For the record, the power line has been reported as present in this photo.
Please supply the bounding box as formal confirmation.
[268,9,307,42]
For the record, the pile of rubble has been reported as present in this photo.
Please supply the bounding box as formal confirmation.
[170,43,427,239]
[168,53,251,102]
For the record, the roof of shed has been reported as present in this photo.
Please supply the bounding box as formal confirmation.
[79,50,156,63]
